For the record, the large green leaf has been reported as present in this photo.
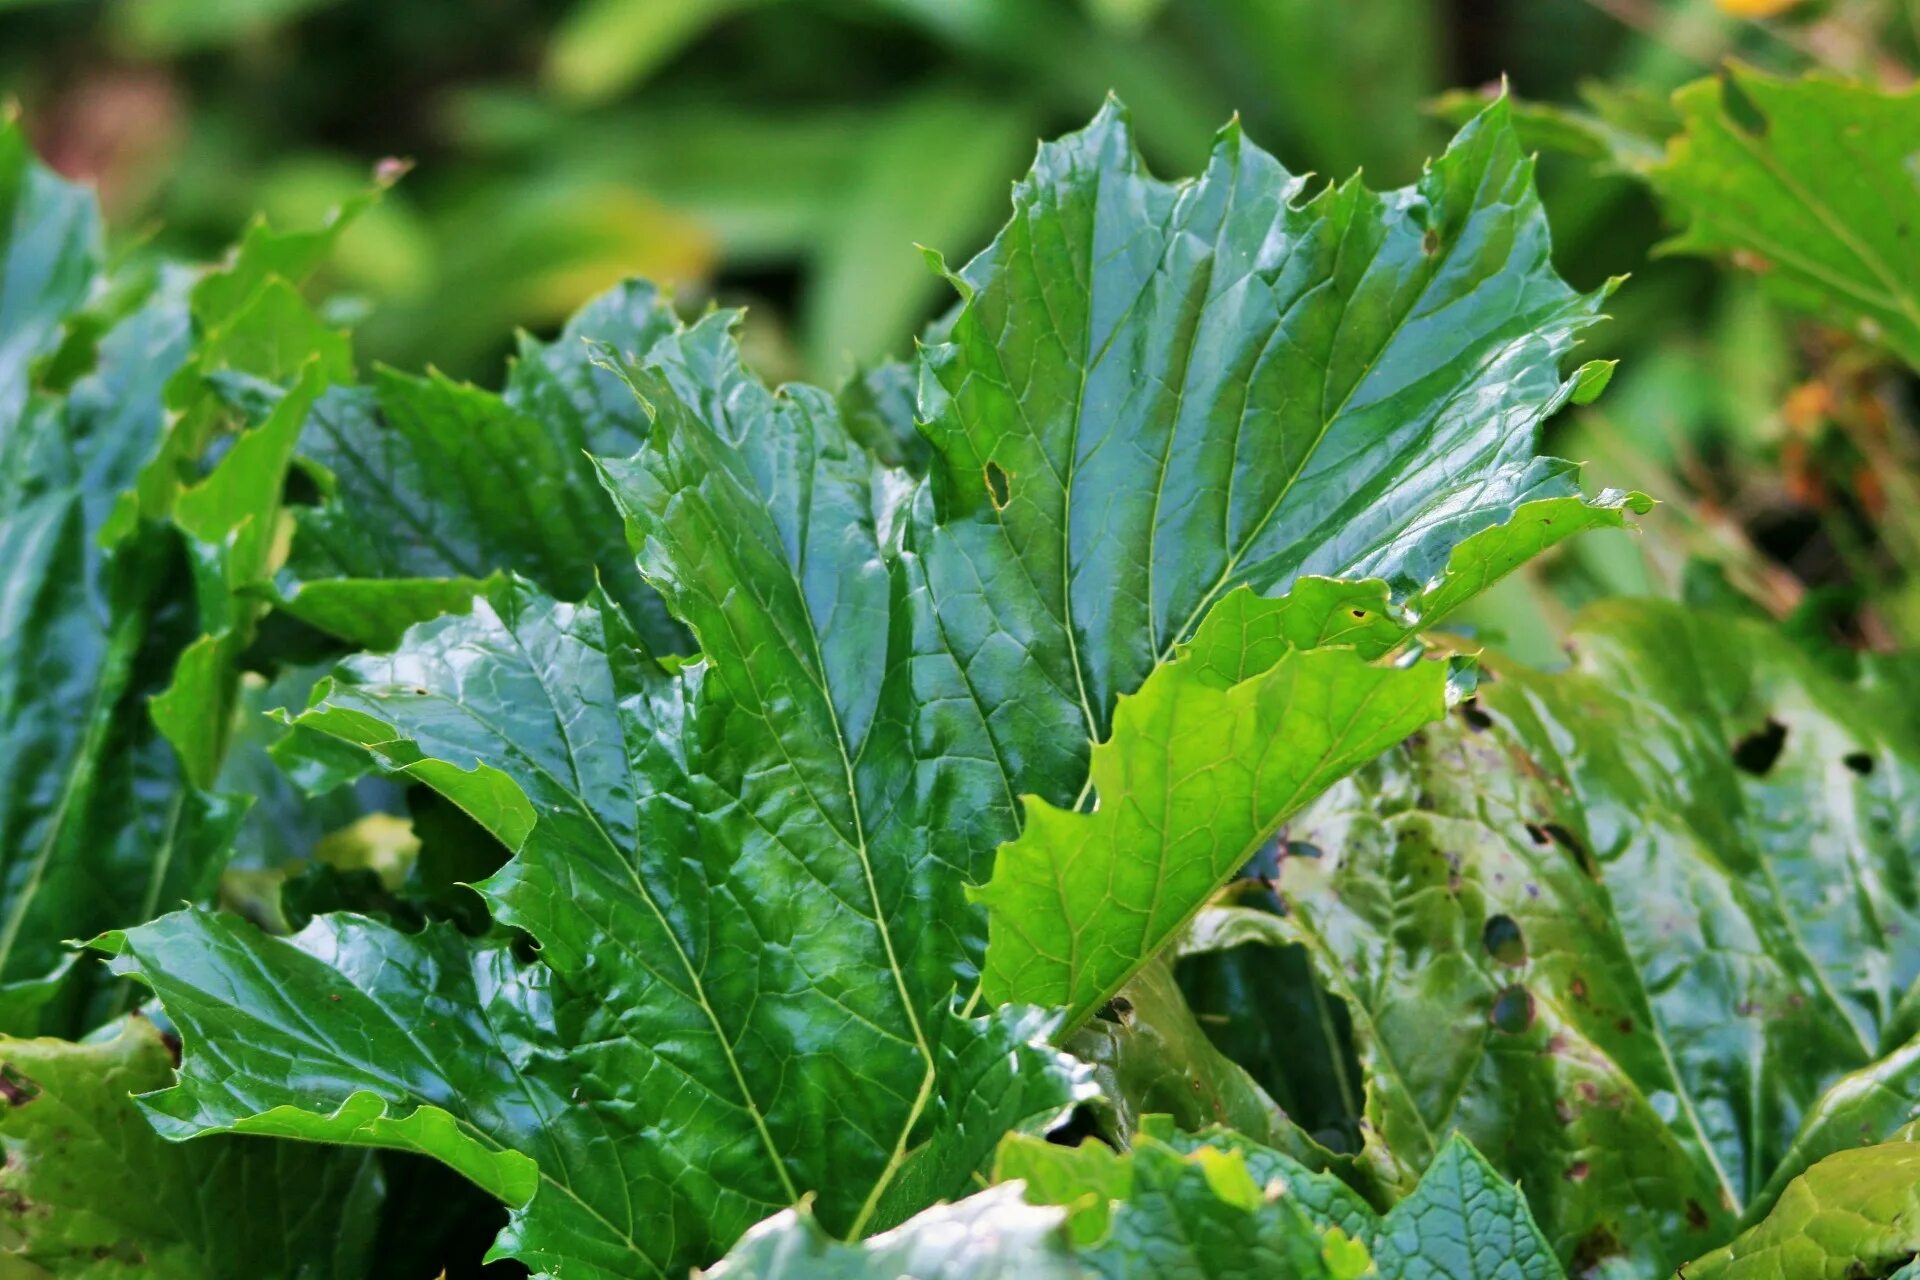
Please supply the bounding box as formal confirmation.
[1255,599,1920,1273]
[1679,1129,1920,1280]
[0,120,251,1036]
[705,1124,1561,1279]
[0,1016,384,1277]
[272,278,689,653]
[112,98,1637,1276]
[1650,67,1920,371]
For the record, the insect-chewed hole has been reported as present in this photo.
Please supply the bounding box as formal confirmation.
[1482,914,1527,966]
[1732,718,1787,776]
[1489,985,1535,1034]
[983,461,1012,510]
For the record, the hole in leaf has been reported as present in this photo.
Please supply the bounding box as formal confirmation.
[1482,914,1527,966]
[1732,718,1787,776]
[1541,822,1598,879]
[1095,995,1135,1025]
[1489,985,1535,1034]
[983,461,1012,510]
[1844,751,1875,776]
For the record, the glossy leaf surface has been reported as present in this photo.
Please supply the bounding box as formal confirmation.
[110,97,1635,1277]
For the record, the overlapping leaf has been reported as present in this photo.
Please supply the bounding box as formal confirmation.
[112,97,1640,1276]
[1248,599,1920,1272]
[706,1122,1560,1279]
[0,120,235,1034]
[1678,1127,1920,1280]
[0,1017,385,1277]
[1651,67,1920,371]
[270,279,689,652]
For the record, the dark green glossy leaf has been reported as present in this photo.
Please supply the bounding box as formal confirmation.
[272,279,689,652]
[0,121,248,1036]
[114,98,1636,1276]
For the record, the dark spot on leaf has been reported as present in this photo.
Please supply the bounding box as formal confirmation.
[983,461,1011,510]
[1423,227,1441,255]
[1732,718,1787,776]
[1284,840,1323,861]
[1615,1017,1634,1034]
[1489,985,1534,1034]
[1350,608,1367,619]
[412,687,428,696]
[1686,1199,1710,1231]
[1544,822,1599,878]
[1482,914,1527,966]
[159,1029,182,1068]
[1570,977,1588,1002]
[1525,822,1550,846]
[1095,995,1134,1025]
[328,993,342,1003]
[1459,701,1493,731]
[1572,1225,1624,1273]
[0,1066,36,1107]
[1565,1161,1590,1183]
[1577,1082,1599,1102]
[1844,751,1875,776]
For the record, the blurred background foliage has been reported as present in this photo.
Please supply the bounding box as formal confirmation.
[5,0,1920,659]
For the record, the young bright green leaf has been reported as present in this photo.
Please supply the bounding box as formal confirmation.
[1651,67,1920,370]
[975,592,1460,1028]
[112,96,1638,1277]
[1679,1136,1920,1280]
[0,1016,385,1277]
[1268,599,1920,1273]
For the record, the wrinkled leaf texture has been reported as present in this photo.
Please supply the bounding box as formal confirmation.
[706,1121,1560,1279]
[110,95,1641,1278]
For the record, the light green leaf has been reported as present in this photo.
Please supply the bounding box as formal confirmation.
[0,1016,384,1277]
[1679,1136,1920,1280]
[1651,67,1920,370]
[976,588,1461,1027]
